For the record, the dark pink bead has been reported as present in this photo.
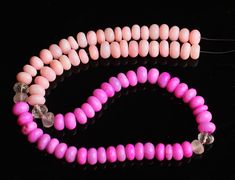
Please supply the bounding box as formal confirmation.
[155,143,165,161]
[12,102,29,116]
[81,103,95,118]
[46,138,59,154]
[193,105,208,116]
[147,68,159,84]
[65,146,77,163]
[21,121,37,135]
[126,70,138,86]
[165,144,173,160]
[93,89,108,104]
[37,134,51,151]
[87,148,98,165]
[109,77,122,92]
[97,147,107,164]
[158,72,171,88]
[101,82,115,97]
[189,96,205,109]
[144,142,155,160]
[74,108,87,125]
[198,122,216,134]
[174,83,188,98]
[181,141,193,158]
[137,66,148,84]
[106,146,117,163]
[54,143,68,159]
[172,143,183,161]
[183,88,197,103]
[117,73,129,88]
[54,114,64,131]
[77,147,87,165]
[17,112,33,126]
[64,112,77,130]
[196,111,212,123]
[135,142,144,161]
[125,144,135,161]
[87,96,102,112]
[166,77,180,93]
[28,128,43,143]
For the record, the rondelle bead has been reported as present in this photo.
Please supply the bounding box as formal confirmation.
[64,112,76,130]
[198,132,214,145]
[65,146,77,163]
[46,138,59,154]
[97,147,107,164]
[54,143,68,159]
[77,147,87,165]
[116,144,126,162]
[27,95,45,106]
[12,102,29,116]
[106,146,117,163]
[125,144,135,161]
[13,82,29,93]
[135,142,144,161]
[181,141,193,158]
[41,112,54,128]
[87,148,97,165]
[37,134,51,151]
[144,142,155,160]
[32,104,48,119]
[155,143,165,161]
[172,143,183,161]
[191,140,204,155]
[13,93,28,103]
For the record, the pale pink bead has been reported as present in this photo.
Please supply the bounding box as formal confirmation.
[158,72,171,88]
[77,147,87,165]
[126,70,138,86]
[79,49,89,64]
[120,40,129,57]
[155,143,165,161]
[182,141,193,158]
[49,44,62,59]
[104,28,115,42]
[170,41,180,59]
[28,128,43,143]
[54,143,67,159]
[128,40,138,58]
[93,89,108,104]
[87,31,97,45]
[87,148,97,165]
[12,102,29,116]
[180,43,191,60]
[64,112,76,130]
[147,68,159,84]
[149,24,159,40]
[100,41,111,59]
[114,27,122,41]
[17,112,33,126]
[174,83,188,98]
[166,77,180,93]
[54,114,64,131]
[89,45,99,60]
[122,26,131,41]
[39,49,53,64]
[59,39,71,54]
[117,73,129,88]
[135,142,144,160]
[125,144,135,161]
[34,76,49,89]
[106,146,117,163]
[96,29,105,44]
[140,25,149,40]
[138,40,149,57]
[101,82,115,97]
[190,44,200,60]
[74,108,87,124]
[16,72,32,85]
[179,28,190,43]
[159,40,169,57]
[159,24,169,40]
[196,111,212,123]
[87,96,102,112]
[68,49,80,66]
[193,105,208,116]
[116,144,126,162]
[144,142,155,160]
[131,24,141,40]
[46,138,59,154]
[29,84,45,96]
[81,103,95,118]
[169,26,180,41]
[189,96,205,109]
[109,77,121,92]
[37,134,51,151]
[68,36,79,50]
[77,32,88,48]
[59,55,72,70]
[183,88,197,103]
[110,42,121,58]
[172,143,183,161]
[189,29,201,45]
[165,144,173,160]
[21,121,37,135]
[149,41,159,57]
[97,147,107,164]
[198,122,216,134]
[137,66,148,83]
[27,95,45,106]
[23,65,37,77]
[50,60,63,75]
[65,146,77,163]
[40,66,56,82]
[30,56,43,70]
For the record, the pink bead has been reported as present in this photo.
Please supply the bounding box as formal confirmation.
[54,114,64,131]
[17,112,33,126]
[65,146,77,163]
[125,144,135,161]
[77,147,87,165]
[40,66,56,82]
[87,96,102,112]
[87,148,97,165]
[196,111,212,123]
[140,25,149,40]
[193,105,208,116]
[159,24,169,40]
[28,128,43,143]
[170,41,180,59]
[49,44,62,59]
[100,41,111,59]
[59,39,71,54]
[189,96,205,109]
[30,56,43,70]
[37,134,51,151]
[179,28,190,43]
[64,112,76,130]
[131,24,141,40]
[120,40,129,58]
[155,143,165,161]
[149,41,159,58]
[159,40,169,57]
[97,147,107,164]
[77,32,88,48]
[12,102,29,116]
[165,144,173,160]
[189,29,201,45]
[158,72,171,88]
[166,77,180,93]
[23,64,37,77]
[117,73,129,88]
[190,44,200,60]
[68,36,79,50]
[174,83,188,98]
[93,89,108,104]
[16,72,32,85]
[182,141,193,158]
[87,31,97,45]
[138,40,149,57]
[78,49,89,64]
[114,27,122,41]
[59,55,72,70]
[104,28,115,42]
[106,146,117,163]
[34,76,49,89]
[46,138,59,154]
[122,26,132,41]
[126,70,138,86]
[198,122,216,134]
[135,142,144,160]
[110,42,121,58]
[21,121,37,135]
[109,77,121,92]
[89,45,99,60]
[101,82,115,97]
[147,68,159,84]
[180,43,191,60]
[39,49,53,64]
[116,144,126,162]
[144,142,155,160]
[68,49,80,66]
[54,143,67,159]
[183,88,197,103]
[74,108,87,124]
[169,26,180,41]
[173,143,184,161]
[29,84,45,96]
[81,103,95,118]
[27,95,46,106]
[96,29,105,44]
[137,66,147,83]
[149,24,159,40]
[128,40,138,58]
[50,60,63,76]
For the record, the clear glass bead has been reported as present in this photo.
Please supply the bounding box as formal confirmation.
[13,82,29,93]
[32,104,48,118]
[198,133,214,145]
[13,93,28,103]
[191,140,204,155]
[41,112,54,128]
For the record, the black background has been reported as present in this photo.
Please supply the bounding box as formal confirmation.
[1,2,235,179]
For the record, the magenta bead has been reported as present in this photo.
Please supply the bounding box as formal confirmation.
[181,141,193,158]
[87,96,102,112]
[21,121,37,135]
[183,88,197,103]
[165,144,173,160]
[116,144,126,162]
[17,112,33,126]
[87,148,98,165]
[125,144,135,161]
[74,108,87,124]
[172,143,184,161]
[166,77,180,93]
[37,134,51,151]
[54,114,64,131]
[64,112,77,130]
[135,142,144,160]
[158,72,171,88]
[117,73,129,88]
[126,70,138,86]
[147,68,159,84]
[137,66,148,84]
[101,82,115,97]
[97,147,107,164]
[65,146,77,163]
[174,83,188,98]
[13,102,29,116]
[28,128,43,143]
[155,143,165,161]
[189,96,205,109]
[54,143,68,159]
[198,122,216,134]
[193,105,208,116]
[196,111,212,123]
[106,146,117,163]
[81,103,95,118]
[93,89,108,104]
[144,142,155,160]
[77,147,87,165]
[109,77,121,92]
[46,138,59,154]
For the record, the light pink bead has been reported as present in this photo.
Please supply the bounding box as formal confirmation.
[109,77,121,92]
[125,144,135,161]
[54,143,67,159]
[165,144,173,160]
[28,128,43,143]
[49,44,62,59]
[179,28,190,43]
[16,72,32,84]
[166,77,180,93]
[126,70,138,86]
[27,95,45,106]
[29,84,45,96]
[117,73,129,88]
[110,42,121,58]
[128,40,138,58]
[68,49,80,66]
[17,112,33,126]
[101,82,115,97]
[180,43,191,60]
[158,72,171,88]
[183,88,197,103]
[138,40,149,57]
[87,148,97,165]
[100,41,111,59]
[114,27,122,41]
[190,44,200,60]
[77,147,87,165]
[174,83,188,98]
[96,29,105,44]
[159,40,169,57]
[34,76,49,89]
[155,143,165,161]
[39,49,53,64]
[37,134,51,151]
[93,89,108,104]
[77,32,88,48]
[173,143,184,161]
[30,56,43,70]
[104,28,115,42]
[120,40,129,57]
[140,25,149,40]
[189,29,201,45]
[106,146,117,163]
[64,112,76,130]
[189,96,205,109]
[81,103,95,118]
[89,45,99,60]
[74,108,87,124]
[169,26,180,41]
[149,41,159,58]
[147,68,159,84]
[144,142,155,160]
[46,138,59,154]
[65,146,77,163]
[21,121,37,135]
[87,31,97,45]
[87,96,102,112]
[59,55,72,70]
[149,24,159,40]
[159,24,169,40]
[59,39,71,54]
[122,26,131,41]
[97,147,107,164]
[170,41,180,59]
[79,49,89,64]
[12,102,29,116]
[40,66,56,82]
[50,60,63,76]
[68,36,79,50]
[116,145,126,162]
[135,142,144,160]
[23,65,37,77]
[193,105,208,116]
[137,66,147,83]
[198,122,216,134]
[131,24,141,40]
[182,141,193,158]
[196,111,212,123]
[54,114,64,131]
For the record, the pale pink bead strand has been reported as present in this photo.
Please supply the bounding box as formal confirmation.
[169,26,180,41]
[170,41,180,59]
[50,60,64,76]
[59,39,71,54]
[16,72,32,85]
[100,41,111,59]
[96,29,105,44]
[159,24,169,40]
[29,84,45,96]
[77,32,88,48]
[78,49,89,64]
[104,28,115,43]
[140,25,149,40]
[39,49,53,64]
[159,40,169,57]
[179,28,190,43]
[114,27,122,41]
[149,24,159,40]
[149,41,159,58]
[68,36,79,50]
[122,26,132,41]
[180,43,191,60]
[89,45,99,60]
[128,40,139,58]
[189,29,201,45]
[110,42,121,59]
[30,56,44,70]
[190,44,200,60]
[59,55,72,70]
[138,40,149,57]
[120,40,129,58]
[23,65,37,77]
[49,44,63,59]
[68,50,80,66]
[87,31,97,45]
[131,24,141,40]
